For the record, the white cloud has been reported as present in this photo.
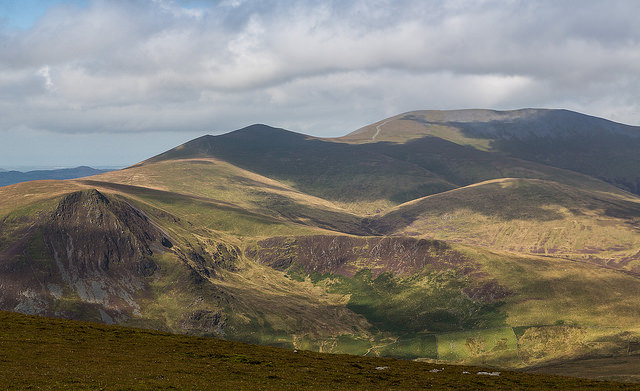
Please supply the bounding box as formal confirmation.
[36,65,54,90]
[0,0,639,166]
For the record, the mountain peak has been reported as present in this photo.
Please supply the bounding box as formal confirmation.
[219,124,307,141]
[146,124,309,163]
[342,108,640,144]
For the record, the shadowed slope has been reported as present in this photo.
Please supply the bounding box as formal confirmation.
[144,120,637,214]
[145,124,458,214]
[343,109,640,194]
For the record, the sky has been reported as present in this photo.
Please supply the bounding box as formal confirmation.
[1,0,639,169]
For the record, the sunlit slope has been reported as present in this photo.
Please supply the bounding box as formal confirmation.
[375,178,640,270]
[0,179,84,217]
[2,177,640,368]
[90,157,367,234]
[0,177,326,240]
[343,109,640,195]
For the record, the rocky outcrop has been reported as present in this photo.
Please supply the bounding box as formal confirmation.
[0,189,175,321]
[43,189,168,280]
[248,235,473,278]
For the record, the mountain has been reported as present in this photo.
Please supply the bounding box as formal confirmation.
[0,166,114,187]
[343,109,640,194]
[1,109,640,380]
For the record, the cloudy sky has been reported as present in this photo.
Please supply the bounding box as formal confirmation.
[1,0,639,169]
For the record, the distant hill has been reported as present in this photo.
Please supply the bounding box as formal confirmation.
[343,109,640,194]
[146,115,630,214]
[0,166,114,187]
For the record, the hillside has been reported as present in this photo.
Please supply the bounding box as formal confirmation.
[375,178,640,271]
[145,125,458,214]
[342,109,640,194]
[1,108,640,381]
[145,118,632,215]
[4,311,638,390]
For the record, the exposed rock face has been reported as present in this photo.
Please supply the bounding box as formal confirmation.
[248,235,474,278]
[0,190,174,321]
[43,189,164,280]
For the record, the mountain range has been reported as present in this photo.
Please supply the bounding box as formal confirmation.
[1,108,640,381]
[0,166,113,187]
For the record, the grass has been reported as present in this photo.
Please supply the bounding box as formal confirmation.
[321,268,507,334]
[437,327,518,363]
[3,181,640,372]
[1,310,638,390]
[376,334,438,359]
[528,355,640,384]
[248,238,640,367]
[339,113,493,150]
[376,178,640,268]
[343,109,640,196]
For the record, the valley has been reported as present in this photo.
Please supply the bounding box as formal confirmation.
[1,109,640,383]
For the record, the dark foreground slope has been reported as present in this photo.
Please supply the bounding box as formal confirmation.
[1,311,637,390]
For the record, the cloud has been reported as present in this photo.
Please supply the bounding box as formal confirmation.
[36,65,54,90]
[0,0,639,166]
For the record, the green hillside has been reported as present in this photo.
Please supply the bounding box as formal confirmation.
[2,109,640,383]
[145,125,457,214]
[375,178,640,270]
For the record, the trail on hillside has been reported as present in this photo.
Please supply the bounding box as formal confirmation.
[372,119,391,141]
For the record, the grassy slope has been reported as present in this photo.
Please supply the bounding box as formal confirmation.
[376,178,640,270]
[252,236,640,368]
[5,177,640,371]
[1,310,637,390]
[90,158,367,234]
[0,178,320,241]
[0,181,376,347]
[144,125,460,214]
[342,109,640,194]
[143,122,634,218]
[3,172,640,372]
[528,355,640,384]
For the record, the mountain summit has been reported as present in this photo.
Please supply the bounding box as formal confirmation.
[342,108,640,194]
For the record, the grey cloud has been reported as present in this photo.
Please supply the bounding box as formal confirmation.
[0,0,639,142]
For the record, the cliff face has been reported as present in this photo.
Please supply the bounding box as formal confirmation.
[249,235,472,277]
[44,189,166,279]
[0,190,174,323]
